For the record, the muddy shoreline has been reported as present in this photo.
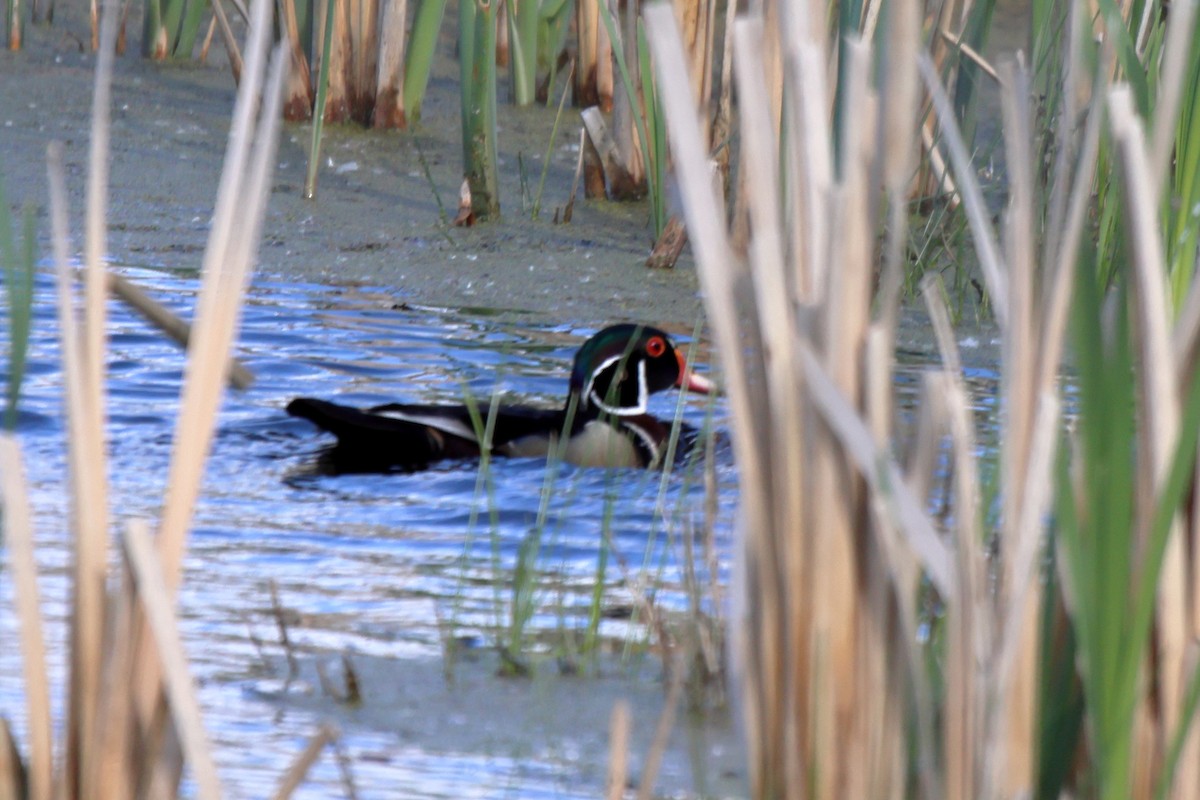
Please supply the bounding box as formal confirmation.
[1,10,706,329]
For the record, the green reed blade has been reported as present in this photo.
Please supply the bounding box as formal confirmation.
[507,0,538,106]
[402,0,448,124]
[637,19,666,236]
[304,0,339,199]
[0,175,34,432]
[536,0,571,106]
[142,0,164,55]
[172,0,209,56]
[460,0,500,220]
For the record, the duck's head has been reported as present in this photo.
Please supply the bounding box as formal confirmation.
[568,324,713,416]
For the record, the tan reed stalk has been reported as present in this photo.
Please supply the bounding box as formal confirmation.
[156,0,284,591]
[271,724,338,799]
[3,0,317,795]
[122,0,288,788]
[575,0,599,107]
[605,701,630,800]
[90,571,138,800]
[0,437,52,800]
[373,0,407,127]
[648,7,948,795]
[208,0,243,82]
[105,272,255,389]
[280,0,313,118]
[709,0,736,178]
[316,0,352,121]
[7,0,21,49]
[988,59,1040,794]
[610,1,643,186]
[121,519,222,800]
[0,720,21,797]
[61,1,122,788]
[594,5,612,112]
[919,48,1082,800]
[647,0,1153,794]
[922,278,985,800]
[634,664,682,800]
[349,0,379,120]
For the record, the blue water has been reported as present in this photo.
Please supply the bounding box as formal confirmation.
[0,263,1005,797]
[0,264,737,797]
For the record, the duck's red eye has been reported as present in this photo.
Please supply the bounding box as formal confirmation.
[645,336,667,358]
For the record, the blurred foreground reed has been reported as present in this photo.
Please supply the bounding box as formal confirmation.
[647,0,1200,796]
[1,0,341,796]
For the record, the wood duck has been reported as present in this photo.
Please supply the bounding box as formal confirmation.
[286,323,714,473]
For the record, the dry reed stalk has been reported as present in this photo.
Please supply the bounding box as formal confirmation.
[209,0,244,83]
[575,0,600,107]
[349,0,379,121]
[987,59,1040,795]
[580,107,638,198]
[271,724,338,799]
[90,572,139,800]
[650,0,1139,794]
[0,719,24,798]
[122,0,288,786]
[105,272,256,389]
[649,6,966,794]
[709,0,736,179]
[919,55,1008,326]
[315,0,353,121]
[594,1,613,112]
[605,701,630,800]
[280,0,314,118]
[121,519,223,800]
[937,27,998,81]
[156,0,284,592]
[373,0,407,127]
[634,663,682,800]
[645,8,781,790]
[611,0,644,185]
[917,288,988,800]
[7,0,20,50]
[61,2,122,789]
[672,0,713,111]
[0,437,52,800]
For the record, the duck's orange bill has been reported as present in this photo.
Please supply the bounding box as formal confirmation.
[675,350,715,394]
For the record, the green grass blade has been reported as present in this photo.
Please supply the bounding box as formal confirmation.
[532,58,574,220]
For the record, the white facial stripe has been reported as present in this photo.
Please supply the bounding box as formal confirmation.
[581,353,623,404]
[589,357,649,416]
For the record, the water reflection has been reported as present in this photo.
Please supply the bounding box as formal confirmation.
[0,264,735,797]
